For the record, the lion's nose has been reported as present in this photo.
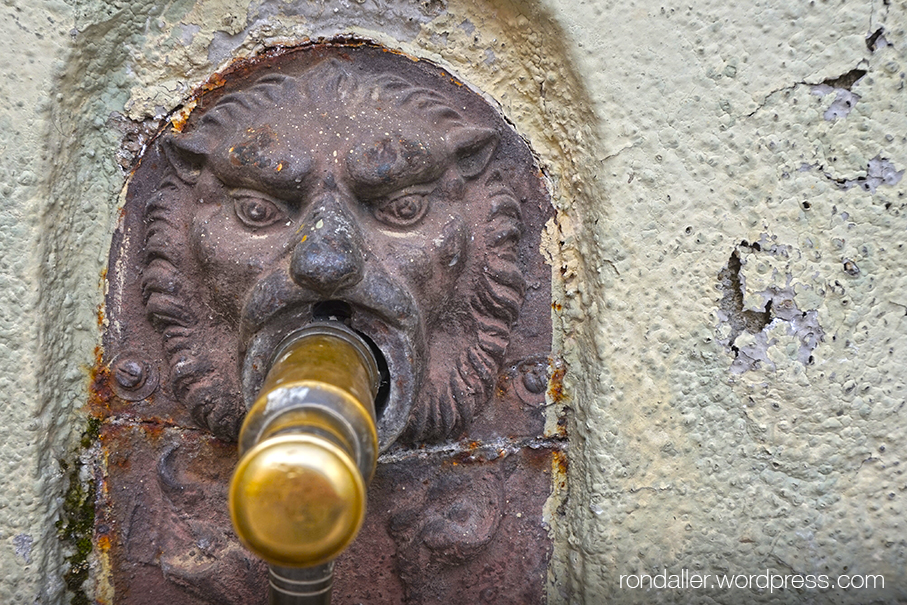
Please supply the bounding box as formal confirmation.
[291,200,365,295]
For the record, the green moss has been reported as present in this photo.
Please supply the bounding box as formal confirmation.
[80,416,101,450]
[56,418,99,605]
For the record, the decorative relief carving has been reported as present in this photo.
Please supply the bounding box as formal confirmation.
[100,42,556,604]
[142,51,527,449]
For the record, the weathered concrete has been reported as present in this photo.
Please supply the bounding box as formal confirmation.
[1,0,905,603]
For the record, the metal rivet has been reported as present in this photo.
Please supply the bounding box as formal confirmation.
[115,359,145,390]
[522,365,547,394]
[109,352,159,401]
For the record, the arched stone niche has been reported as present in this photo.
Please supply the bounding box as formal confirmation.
[39,1,603,603]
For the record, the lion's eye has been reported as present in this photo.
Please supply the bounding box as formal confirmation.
[374,193,429,228]
[234,195,285,228]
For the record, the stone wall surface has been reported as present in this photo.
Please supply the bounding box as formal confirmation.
[0,0,905,603]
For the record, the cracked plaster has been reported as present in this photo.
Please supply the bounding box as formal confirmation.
[1,0,907,603]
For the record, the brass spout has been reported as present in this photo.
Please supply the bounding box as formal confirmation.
[229,322,380,599]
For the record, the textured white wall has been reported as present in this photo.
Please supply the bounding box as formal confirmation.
[1,1,905,603]
[0,2,103,602]
[545,1,907,602]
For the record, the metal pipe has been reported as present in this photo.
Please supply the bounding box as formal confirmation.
[229,322,379,603]
[269,563,333,605]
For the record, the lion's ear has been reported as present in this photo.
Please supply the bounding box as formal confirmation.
[161,133,209,184]
[448,127,498,179]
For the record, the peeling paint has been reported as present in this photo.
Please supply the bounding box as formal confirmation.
[813,85,862,121]
[13,534,33,564]
[833,155,905,193]
[718,239,826,374]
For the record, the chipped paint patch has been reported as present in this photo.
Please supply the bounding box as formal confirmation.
[717,238,825,374]
[833,156,904,193]
[13,535,33,564]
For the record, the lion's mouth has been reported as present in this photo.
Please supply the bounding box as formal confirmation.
[311,299,353,323]
[240,297,423,451]
[311,300,391,421]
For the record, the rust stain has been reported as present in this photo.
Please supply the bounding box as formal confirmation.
[547,357,567,403]
[99,425,131,470]
[551,301,562,312]
[139,419,169,440]
[552,448,567,475]
[97,534,112,551]
[447,440,508,466]
[201,72,228,93]
[168,65,226,132]
[170,100,196,132]
[552,449,568,492]
[495,371,512,398]
[88,346,113,420]
[380,46,421,62]
[98,269,107,329]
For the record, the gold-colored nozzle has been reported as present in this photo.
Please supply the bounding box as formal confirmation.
[229,323,380,568]
[230,434,365,567]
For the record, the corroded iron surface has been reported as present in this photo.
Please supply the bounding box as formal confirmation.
[97,41,559,604]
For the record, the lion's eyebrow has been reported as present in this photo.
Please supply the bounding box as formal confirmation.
[346,135,445,198]
[219,148,315,194]
[264,155,312,187]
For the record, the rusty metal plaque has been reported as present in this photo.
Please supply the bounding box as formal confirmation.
[95,41,560,604]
